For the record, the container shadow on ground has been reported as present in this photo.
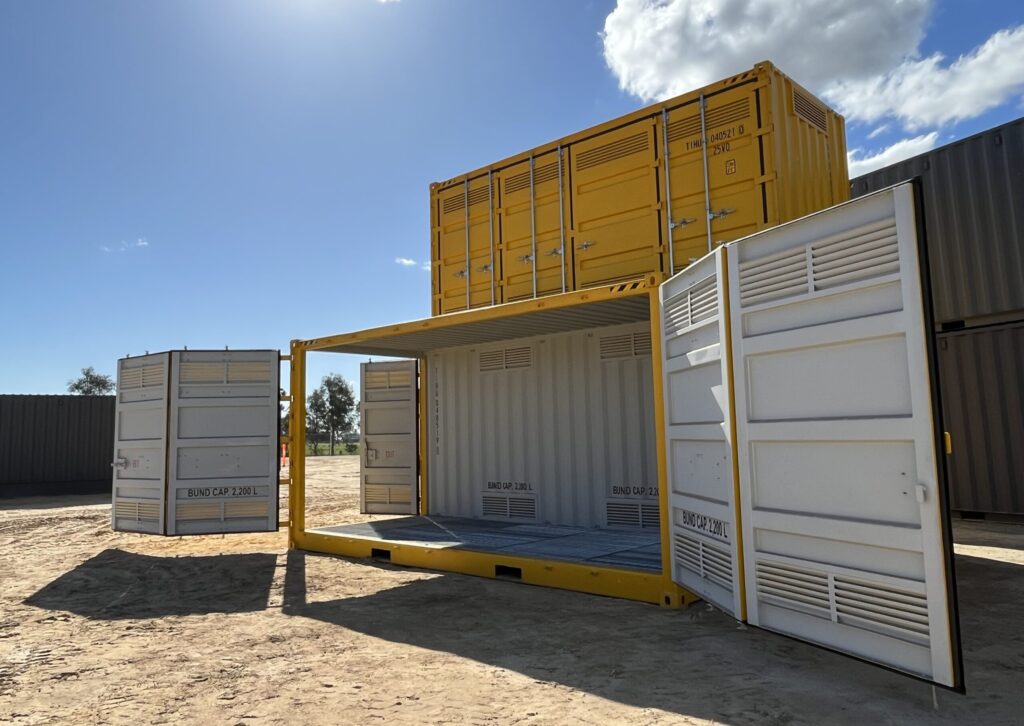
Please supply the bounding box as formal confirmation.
[24,548,278,619]
[277,550,1022,725]
[21,547,1023,724]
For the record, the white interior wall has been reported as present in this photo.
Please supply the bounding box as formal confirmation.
[427,321,658,529]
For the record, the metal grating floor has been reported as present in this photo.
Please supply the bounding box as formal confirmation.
[310,516,662,572]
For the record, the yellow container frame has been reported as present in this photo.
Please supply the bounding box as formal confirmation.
[286,279,701,608]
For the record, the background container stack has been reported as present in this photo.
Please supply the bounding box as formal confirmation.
[851,118,1024,517]
[430,61,849,315]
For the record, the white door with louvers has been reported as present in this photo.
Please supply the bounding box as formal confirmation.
[727,184,962,689]
[360,360,419,514]
[660,248,743,617]
[111,353,171,534]
[166,350,280,535]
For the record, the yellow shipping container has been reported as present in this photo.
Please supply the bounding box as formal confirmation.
[430,61,848,315]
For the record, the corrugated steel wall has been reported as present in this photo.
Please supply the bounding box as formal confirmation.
[0,395,115,490]
[937,322,1024,515]
[850,118,1024,327]
[428,321,657,528]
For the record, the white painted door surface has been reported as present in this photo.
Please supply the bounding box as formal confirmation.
[361,360,419,514]
[112,353,171,534]
[166,350,280,535]
[727,184,961,688]
[660,249,743,617]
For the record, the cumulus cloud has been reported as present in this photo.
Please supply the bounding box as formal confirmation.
[601,2,1024,135]
[847,132,938,177]
[824,26,1024,130]
[867,124,890,140]
[601,0,929,102]
[395,257,417,267]
[101,237,150,253]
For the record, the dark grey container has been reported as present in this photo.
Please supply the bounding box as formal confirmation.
[851,118,1024,328]
[936,321,1024,515]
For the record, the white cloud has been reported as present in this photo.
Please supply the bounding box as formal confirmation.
[101,237,151,253]
[601,0,929,102]
[867,124,890,140]
[824,26,1024,130]
[601,2,1024,135]
[421,262,431,272]
[847,132,938,178]
[135,237,149,247]
[395,257,417,267]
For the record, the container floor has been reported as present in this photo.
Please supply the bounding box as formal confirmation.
[310,516,662,572]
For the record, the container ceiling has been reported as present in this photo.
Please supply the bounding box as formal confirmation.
[306,293,652,357]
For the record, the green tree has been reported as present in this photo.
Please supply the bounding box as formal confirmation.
[320,373,357,455]
[306,388,329,456]
[67,367,115,395]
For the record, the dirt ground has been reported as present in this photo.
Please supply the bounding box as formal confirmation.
[1,456,1022,725]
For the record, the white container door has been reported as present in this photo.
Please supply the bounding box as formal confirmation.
[728,184,962,688]
[112,353,170,534]
[660,249,743,617]
[166,350,280,535]
[361,360,419,514]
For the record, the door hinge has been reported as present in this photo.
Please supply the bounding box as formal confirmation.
[944,431,952,455]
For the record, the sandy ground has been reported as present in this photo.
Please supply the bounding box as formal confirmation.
[1,456,1023,725]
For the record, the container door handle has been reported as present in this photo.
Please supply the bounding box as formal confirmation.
[111,457,129,470]
[577,240,595,251]
[545,247,563,257]
[517,254,535,263]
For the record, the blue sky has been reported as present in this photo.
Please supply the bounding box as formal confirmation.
[2,0,1022,395]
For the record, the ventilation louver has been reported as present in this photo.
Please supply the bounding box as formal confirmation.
[479,346,533,372]
[599,331,653,360]
[576,132,649,172]
[606,501,660,528]
[674,532,732,591]
[119,363,165,390]
[793,89,828,133]
[663,274,719,339]
[481,494,536,520]
[503,161,560,194]
[666,98,751,143]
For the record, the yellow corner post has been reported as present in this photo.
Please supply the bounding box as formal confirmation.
[288,340,307,547]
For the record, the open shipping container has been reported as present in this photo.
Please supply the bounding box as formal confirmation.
[286,184,963,690]
[430,61,849,315]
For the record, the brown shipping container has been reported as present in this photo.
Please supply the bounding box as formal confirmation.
[851,117,1024,328]
[937,321,1024,516]
[430,61,849,315]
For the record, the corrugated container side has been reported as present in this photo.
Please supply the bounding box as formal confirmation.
[428,322,657,528]
[851,118,1024,326]
[431,62,848,315]
[937,321,1024,515]
[0,395,115,492]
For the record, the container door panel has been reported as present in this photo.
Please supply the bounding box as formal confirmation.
[435,179,498,314]
[571,121,661,288]
[361,360,419,514]
[166,350,280,535]
[660,249,743,617]
[663,87,760,274]
[728,184,963,689]
[112,353,170,534]
[500,151,569,302]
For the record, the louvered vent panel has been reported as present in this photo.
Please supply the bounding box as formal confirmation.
[386,487,412,505]
[640,503,660,528]
[479,350,505,372]
[666,99,751,143]
[508,497,537,520]
[663,275,719,338]
[365,485,390,504]
[674,532,733,590]
[177,502,222,521]
[834,576,930,645]
[120,363,165,390]
[467,185,491,207]
[179,362,223,384]
[364,371,390,390]
[442,193,465,214]
[632,331,652,356]
[739,248,809,306]
[793,89,828,133]
[482,495,509,518]
[607,502,642,527]
[225,501,269,518]
[387,369,414,388]
[811,221,900,291]
[599,334,633,360]
[576,132,649,171]
[504,162,559,195]
[115,500,161,521]
[503,346,533,369]
[756,560,832,618]
[227,361,271,383]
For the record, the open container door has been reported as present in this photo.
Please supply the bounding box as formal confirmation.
[112,353,171,534]
[660,249,744,617]
[166,350,280,535]
[360,360,419,514]
[727,183,963,689]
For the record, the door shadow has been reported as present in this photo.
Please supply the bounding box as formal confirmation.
[24,548,278,619]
